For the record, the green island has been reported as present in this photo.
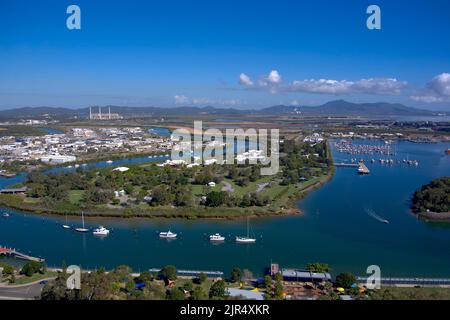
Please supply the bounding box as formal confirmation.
[0,139,333,219]
[412,177,450,221]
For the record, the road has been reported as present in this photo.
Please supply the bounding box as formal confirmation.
[0,281,46,300]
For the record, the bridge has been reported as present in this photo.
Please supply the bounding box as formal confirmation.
[0,246,45,262]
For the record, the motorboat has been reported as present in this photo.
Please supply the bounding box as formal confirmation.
[2,212,11,218]
[209,233,225,242]
[93,226,110,236]
[106,160,113,164]
[159,230,177,239]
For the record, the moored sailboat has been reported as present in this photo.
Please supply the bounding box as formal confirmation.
[236,217,256,243]
[75,212,89,232]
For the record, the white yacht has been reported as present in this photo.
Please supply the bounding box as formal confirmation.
[209,233,225,242]
[159,230,177,239]
[106,160,113,164]
[2,212,11,218]
[75,212,89,233]
[93,226,110,236]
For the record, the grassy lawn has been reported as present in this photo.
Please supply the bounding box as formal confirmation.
[12,271,58,285]
[370,287,450,300]
[68,190,85,204]
[23,197,40,204]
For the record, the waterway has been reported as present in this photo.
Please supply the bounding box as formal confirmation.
[1,140,450,277]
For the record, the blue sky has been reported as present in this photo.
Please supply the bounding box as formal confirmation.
[0,0,449,110]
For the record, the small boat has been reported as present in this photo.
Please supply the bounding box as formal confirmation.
[106,160,113,164]
[2,212,11,218]
[159,230,177,239]
[366,209,389,224]
[62,214,71,229]
[74,164,80,168]
[236,217,256,244]
[209,233,225,242]
[75,212,89,232]
[235,236,256,243]
[93,226,110,236]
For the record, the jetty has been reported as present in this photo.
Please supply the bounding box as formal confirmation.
[0,246,45,262]
[334,163,359,168]
[357,276,450,288]
[148,268,223,278]
[357,162,370,174]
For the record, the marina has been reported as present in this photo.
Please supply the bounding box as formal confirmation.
[0,140,450,277]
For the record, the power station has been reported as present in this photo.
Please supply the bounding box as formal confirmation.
[89,106,123,120]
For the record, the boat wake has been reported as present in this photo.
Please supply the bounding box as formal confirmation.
[366,209,390,224]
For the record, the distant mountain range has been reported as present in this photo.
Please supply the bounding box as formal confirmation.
[260,100,441,116]
[0,100,445,121]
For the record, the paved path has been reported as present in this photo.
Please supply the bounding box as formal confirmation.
[0,281,46,300]
[221,182,235,193]
[256,183,269,193]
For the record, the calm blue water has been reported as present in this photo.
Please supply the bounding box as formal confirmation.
[38,127,64,135]
[1,140,450,277]
[148,127,171,137]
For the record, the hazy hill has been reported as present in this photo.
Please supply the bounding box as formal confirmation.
[260,100,437,116]
[0,100,442,121]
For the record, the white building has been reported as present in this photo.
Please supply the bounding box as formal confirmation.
[40,154,77,164]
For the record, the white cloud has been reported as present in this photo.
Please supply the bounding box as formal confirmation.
[174,95,189,105]
[409,73,450,103]
[410,95,444,103]
[240,70,282,93]
[267,70,282,84]
[289,78,406,95]
[238,71,407,96]
[174,95,240,106]
[239,73,254,86]
[428,73,450,96]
